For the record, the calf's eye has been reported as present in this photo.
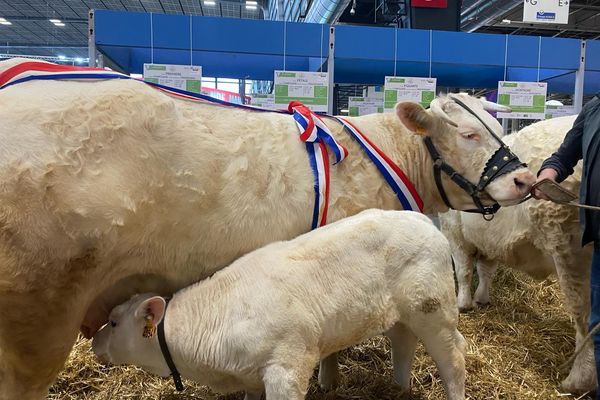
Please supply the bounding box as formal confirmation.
[110,320,117,328]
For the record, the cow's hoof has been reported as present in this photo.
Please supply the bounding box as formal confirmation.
[561,373,597,395]
[458,304,473,313]
[473,300,490,309]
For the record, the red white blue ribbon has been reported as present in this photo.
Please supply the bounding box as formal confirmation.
[288,101,348,228]
[334,116,424,212]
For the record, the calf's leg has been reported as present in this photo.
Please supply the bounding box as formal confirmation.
[410,313,466,400]
[385,322,418,393]
[263,363,312,400]
[318,353,339,390]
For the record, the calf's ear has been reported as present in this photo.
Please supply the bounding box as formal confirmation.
[136,296,166,327]
[395,101,435,136]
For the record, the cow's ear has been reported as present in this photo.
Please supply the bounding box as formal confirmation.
[136,296,166,327]
[395,101,434,136]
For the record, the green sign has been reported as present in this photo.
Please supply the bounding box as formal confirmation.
[383,76,437,112]
[274,71,329,112]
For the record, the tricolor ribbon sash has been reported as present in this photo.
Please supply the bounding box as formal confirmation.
[288,101,348,229]
[334,116,424,213]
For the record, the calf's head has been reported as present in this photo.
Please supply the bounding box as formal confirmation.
[397,93,535,212]
[92,293,171,377]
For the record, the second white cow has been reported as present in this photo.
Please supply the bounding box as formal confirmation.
[440,115,596,393]
[93,209,466,400]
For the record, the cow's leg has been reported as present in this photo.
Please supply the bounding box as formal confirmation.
[472,257,498,308]
[0,289,85,400]
[385,322,418,393]
[318,353,339,390]
[443,222,477,313]
[553,250,597,394]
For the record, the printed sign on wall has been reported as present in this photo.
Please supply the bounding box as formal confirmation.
[523,0,570,24]
[383,76,436,112]
[250,94,276,109]
[143,64,202,93]
[545,105,577,119]
[274,71,329,112]
[348,97,384,116]
[497,81,548,120]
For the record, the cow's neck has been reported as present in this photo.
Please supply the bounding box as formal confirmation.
[333,113,451,215]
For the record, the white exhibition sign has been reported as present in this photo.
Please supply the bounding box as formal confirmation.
[348,97,383,116]
[545,105,577,119]
[497,81,548,120]
[250,94,276,110]
[273,71,329,112]
[383,76,436,112]
[523,0,570,25]
[143,63,202,93]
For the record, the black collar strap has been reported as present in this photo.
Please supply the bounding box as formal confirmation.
[157,297,184,392]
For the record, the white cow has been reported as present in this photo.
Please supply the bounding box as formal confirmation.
[0,58,534,399]
[92,210,466,400]
[440,115,596,393]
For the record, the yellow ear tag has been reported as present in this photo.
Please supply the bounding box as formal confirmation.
[143,315,156,338]
[416,127,427,136]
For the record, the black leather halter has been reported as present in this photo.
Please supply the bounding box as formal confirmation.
[423,96,527,220]
[157,297,185,391]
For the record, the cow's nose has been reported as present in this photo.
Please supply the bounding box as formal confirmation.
[513,171,535,196]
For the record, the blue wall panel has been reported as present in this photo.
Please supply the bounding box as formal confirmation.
[95,10,596,92]
[587,40,600,72]
[432,31,505,66]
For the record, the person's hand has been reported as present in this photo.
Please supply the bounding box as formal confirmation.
[532,168,559,200]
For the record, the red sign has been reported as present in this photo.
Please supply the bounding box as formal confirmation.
[412,0,448,8]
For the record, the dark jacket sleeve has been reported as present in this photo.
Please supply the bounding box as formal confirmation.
[539,107,586,183]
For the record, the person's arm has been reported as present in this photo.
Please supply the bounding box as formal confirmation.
[539,110,585,183]
[533,102,592,200]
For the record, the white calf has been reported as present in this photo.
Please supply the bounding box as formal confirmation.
[93,209,466,400]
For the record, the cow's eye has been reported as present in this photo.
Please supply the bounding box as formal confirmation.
[463,133,480,141]
[110,320,117,328]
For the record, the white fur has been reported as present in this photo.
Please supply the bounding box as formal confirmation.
[93,210,466,400]
[0,58,533,399]
[439,115,596,393]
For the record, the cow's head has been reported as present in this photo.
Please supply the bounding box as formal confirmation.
[397,93,535,213]
[92,293,171,377]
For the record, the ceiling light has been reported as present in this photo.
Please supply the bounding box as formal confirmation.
[502,19,511,24]
[204,0,216,5]
[340,109,349,113]
[0,18,6,22]
[49,19,61,23]
[0,21,11,25]
[246,5,257,10]
[246,1,258,4]
[58,55,66,60]
[75,57,84,63]
[54,22,66,27]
